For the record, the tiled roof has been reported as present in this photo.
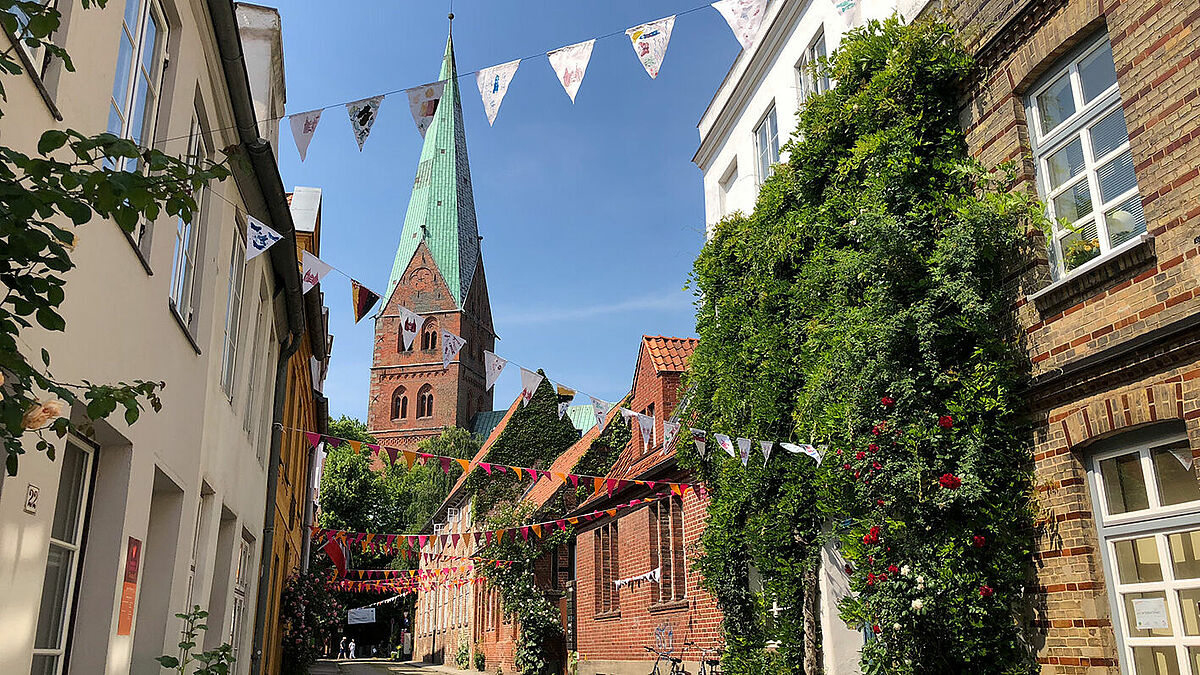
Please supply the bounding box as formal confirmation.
[387,35,481,307]
[522,401,626,509]
[566,404,597,435]
[642,336,698,373]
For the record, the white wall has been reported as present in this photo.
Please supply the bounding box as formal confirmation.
[0,2,287,674]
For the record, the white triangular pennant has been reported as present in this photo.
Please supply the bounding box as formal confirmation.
[483,351,507,390]
[714,433,735,458]
[476,59,520,126]
[441,329,466,370]
[398,307,425,351]
[626,15,676,79]
[711,0,769,50]
[547,39,595,103]
[760,440,773,466]
[558,402,570,420]
[619,408,638,421]
[737,437,752,466]
[288,109,322,161]
[245,215,283,262]
[301,250,333,294]
[833,0,861,27]
[406,81,445,137]
[782,442,823,466]
[346,95,384,150]
[662,421,681,455]
[637,414,655,448]
[591,397,612,432]
[691,429,707,457]
[519,368,543,407]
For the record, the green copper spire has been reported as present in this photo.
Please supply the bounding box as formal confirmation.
[387,31,480,307]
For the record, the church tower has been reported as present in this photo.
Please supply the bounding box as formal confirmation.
[367,29,495,449]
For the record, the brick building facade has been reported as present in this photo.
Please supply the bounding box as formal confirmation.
[367,32,495,451]
[571,337,724,675]
[949,0,1200,672]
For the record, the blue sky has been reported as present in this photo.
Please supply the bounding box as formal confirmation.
[273,0,741,420]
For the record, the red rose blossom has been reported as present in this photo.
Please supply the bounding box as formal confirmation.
[972,535,987,548]
[980,585,994,597]
[873,461,882,470]
[938,415,954,428]
[872,624,881,634]
[939,473,962,489]
[881,396,895,407]
[855,451,866,460]
[863,525,881,544]
[887,565,899,574]
[879,573,888,582]
[868,443,879,452]
[866,572,876,586]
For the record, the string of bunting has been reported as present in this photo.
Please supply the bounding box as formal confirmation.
[300,430,700,496]
[310,492,674,554]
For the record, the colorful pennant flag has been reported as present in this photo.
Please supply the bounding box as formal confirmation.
[590,398,612,432]
[834,0,860,27]
[484,351,507,390]
[558,402,570,420]
[476,59,520,126]
[782,442,823,465]
[441,329,466,370]
[346,95,384,150]
[711,0,769,50]
[738,437,752,466]
[301,250,333,294]
[406,81,445,137]
[351,280,381,323]
[556,383,576,399]
[620,408,638,421]
[760,440,773,466]
[398,307,424,350]
[547,39,596,103]
[691,428,707,457]
[637,413,655,448]
[714,433,735,458]
[520,368,544,406]
[245,215,283,262]
[288,109,322,161]
[662,421,681,455]
[626,15,676,79]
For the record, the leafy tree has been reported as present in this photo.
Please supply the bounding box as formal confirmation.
[399,426,480,530]
[0,0,229,475]
[684,18,1045,674]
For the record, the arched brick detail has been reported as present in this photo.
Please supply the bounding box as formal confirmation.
[1056,382,1186,449]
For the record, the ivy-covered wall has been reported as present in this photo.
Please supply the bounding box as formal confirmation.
[683,18,1045,675]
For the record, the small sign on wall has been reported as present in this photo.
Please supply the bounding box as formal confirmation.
[348,607,376,625]
[1132,597,1169,630]
[24,484,39,514]
[117,537,142,636]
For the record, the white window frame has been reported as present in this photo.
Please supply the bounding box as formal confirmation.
[8,0,50,78]
[797,29,829,102]
[30,438,95,675]
[1089,427,1200,674]
[1026,34,1145,281]
[220,232,247,399]
[754,104,780,185]
[169,112,208,327]
[108,0,167,145]
[229,537,253,662]
[243,281,269,434]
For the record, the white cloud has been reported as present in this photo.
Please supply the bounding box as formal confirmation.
[498,288,689,325]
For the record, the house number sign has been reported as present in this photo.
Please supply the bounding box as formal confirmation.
[24,484,39,514]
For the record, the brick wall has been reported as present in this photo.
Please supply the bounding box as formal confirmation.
[367,243,495,448]
[947,0,1200,671]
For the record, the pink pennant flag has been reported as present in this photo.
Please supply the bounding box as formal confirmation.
[494,465,507,474]
[304,431,322,448]
[606,479,619,497]
[557,520,567,531]
[419,452,434,464]
[418,535,428,548]
[520,527,530,541]
[408,536,418,549]
[440,457,453,473]
[486,531,494,546]
[645,481,657,490]
[570,474,580,488]
[480,462,493,474]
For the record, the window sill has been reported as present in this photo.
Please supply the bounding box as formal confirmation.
[1027,234,1154,315]
[594,610,621,621]
[6,32,62,121]
[120,228,155,276]
[167,301,202,355]
[649,599,688,613]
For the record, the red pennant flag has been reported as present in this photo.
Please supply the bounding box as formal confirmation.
[557,520,567,531]
[304,431,322,447]
[606,479,619,497]
[570,474,580,488]
[520,527,530,541]
[350,280,381,323]
[419,535,428,548]
[323,537,349,576]
[480,462,492,474]
[440,457,453,473]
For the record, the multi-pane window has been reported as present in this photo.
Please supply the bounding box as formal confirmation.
[1090,427,1200,674]
[1027,35,1144,280]
[594,521,619,615]
[392,387,408,420]
[220,234,247,398]
[229,538,253,662]
[169,114,208,326]
[108,0,165,145]
[650,498,687,605]
[421,321,439,351]
[243,284,269,433]
[755,105,780,184]
[417,384,434,419]
[798,30,829,101]
[30,440,93,675]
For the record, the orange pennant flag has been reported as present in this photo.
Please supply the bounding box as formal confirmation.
[456,458,471,472]
[568,518,579,525]
[496,530,505,543]
[606,509,618,517]
[512,466,523,480]
[532,524,542,537]
[553,472,566,483]
[594,477,604,494]
[403,450,417,469]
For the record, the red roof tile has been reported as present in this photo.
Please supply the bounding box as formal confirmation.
[642,336,697,373]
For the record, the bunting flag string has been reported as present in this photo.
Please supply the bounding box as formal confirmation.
[406,81,446,137]
[547,39,596,103]
[350,281,381,323]
[737,437,752,467]
[711,0,769,50]
[288,109,322,161]
[484,351,507,390]
[519,368,544,407]
[245,215,283,262]
[476,60,520,126]
[399,307,425,350]
[346,95,384,150]
[301,250,333,294]
[626,15,676,79]
[441,329,467,370]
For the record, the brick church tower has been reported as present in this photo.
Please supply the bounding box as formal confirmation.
[367,30,495,449]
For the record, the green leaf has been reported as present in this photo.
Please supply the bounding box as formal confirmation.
[37,129,68,154]
[155,656,179,668]
[35,308,65,331]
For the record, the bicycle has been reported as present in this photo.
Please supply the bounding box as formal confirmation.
[645,645,684,675]
[684,640,723,675]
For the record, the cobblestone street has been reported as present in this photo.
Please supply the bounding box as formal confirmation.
[310,660,476,675]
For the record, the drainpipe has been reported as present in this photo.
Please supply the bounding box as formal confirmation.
[249,329,302,675]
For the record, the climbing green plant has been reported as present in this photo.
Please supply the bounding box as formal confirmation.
[684,17,1046,675]
[569,404,632,503]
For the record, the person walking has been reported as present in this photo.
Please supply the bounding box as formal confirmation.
[338,636,347,659]
[349,638,357,660]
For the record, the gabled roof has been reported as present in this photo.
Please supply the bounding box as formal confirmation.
[387,32,481,308]
[523,400,628,510]
[642,336,698,373]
